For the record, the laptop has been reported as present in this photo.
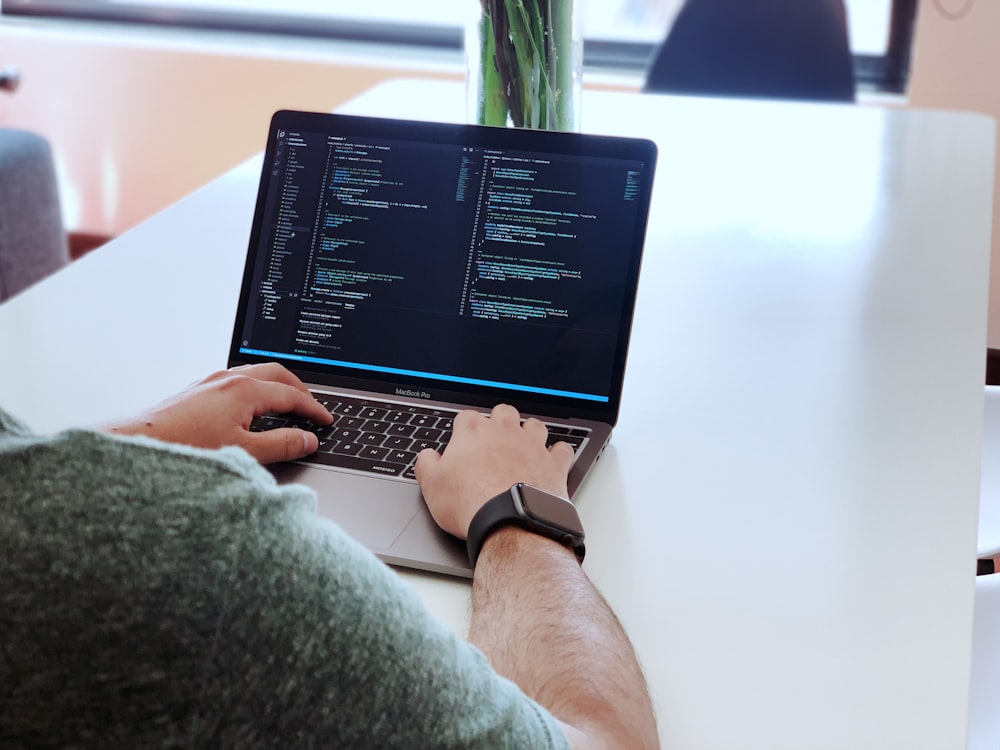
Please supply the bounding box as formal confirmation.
[228,110,657,577]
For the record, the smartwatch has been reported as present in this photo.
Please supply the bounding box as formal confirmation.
[466,483,586,568]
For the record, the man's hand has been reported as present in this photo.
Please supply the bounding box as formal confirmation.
[98,363,332,464]
[418,403,660,749]
[414,404,575,539]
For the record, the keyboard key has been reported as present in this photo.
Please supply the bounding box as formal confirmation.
[309,451,407,477]
[412,439,444,453]
[360,446,390,461]
[358,432,386,447]
[360,407,388,420]
[546,425,590,439]
[384,435,413,451]
[413,427,443,441]
[408,405,441,417]
[334,428,362,443]
[388,449,418,465]
[332,441,363,456]
[387,424,416,438]
[362,419,391,434]
[316,438,338,453]
[338,417,366,430]
[255,416,287,430]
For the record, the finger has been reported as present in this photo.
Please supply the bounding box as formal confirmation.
[232,362,314,395]
[521,416,549,440]
[413,447,442,482]
[244,427,318,465]
[549,440,576,472]
[240,379,332,424]
[490,403,520,425]
[452,409,486,434]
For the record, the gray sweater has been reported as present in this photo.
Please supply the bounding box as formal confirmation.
[0,409,567,748]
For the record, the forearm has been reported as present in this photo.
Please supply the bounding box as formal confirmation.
[469,527,659,750]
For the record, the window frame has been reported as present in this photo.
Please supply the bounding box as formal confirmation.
[0,0,919,93]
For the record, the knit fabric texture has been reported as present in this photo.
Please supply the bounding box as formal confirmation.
[0,409,567,749]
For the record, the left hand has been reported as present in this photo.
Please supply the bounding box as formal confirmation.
[99,363,332,464]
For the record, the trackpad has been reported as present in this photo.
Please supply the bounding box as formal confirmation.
[273,464,422,551]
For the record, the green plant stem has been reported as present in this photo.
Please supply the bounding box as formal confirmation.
[549,0,574,130]
[504,0,540,127]
[477,0,576,130]
[478,6,508,126]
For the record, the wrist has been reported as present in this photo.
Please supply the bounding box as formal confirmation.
[478,525,580,568]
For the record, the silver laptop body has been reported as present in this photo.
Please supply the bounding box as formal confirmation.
[229,111,657,577]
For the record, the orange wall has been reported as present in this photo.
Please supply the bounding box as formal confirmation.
[0,22,462,236]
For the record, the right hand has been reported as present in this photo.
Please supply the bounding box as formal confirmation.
[414,404,574,539]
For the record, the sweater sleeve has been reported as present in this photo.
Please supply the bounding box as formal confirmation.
[0,412,568,749]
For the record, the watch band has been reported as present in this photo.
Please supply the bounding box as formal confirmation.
[466,490,520,568]
[466,485,586,569]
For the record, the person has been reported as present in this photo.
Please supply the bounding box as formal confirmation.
[0,363,659,748]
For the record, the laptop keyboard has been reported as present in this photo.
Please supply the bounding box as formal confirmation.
[250,392,590,481]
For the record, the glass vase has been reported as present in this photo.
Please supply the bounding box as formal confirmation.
[467,0,582,132]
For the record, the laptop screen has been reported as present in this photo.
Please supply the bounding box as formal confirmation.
[231,111,657,422]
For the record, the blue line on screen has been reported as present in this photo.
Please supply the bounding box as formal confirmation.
[239,348,609,403]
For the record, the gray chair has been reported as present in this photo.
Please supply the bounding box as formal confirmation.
[644,0,856,102]
[0,128,70,302]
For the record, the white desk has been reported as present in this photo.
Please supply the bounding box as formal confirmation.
[1,80,994,749]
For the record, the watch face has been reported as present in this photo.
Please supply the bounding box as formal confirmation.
[516,484,585,535]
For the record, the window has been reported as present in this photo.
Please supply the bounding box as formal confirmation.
[0,0,918,92]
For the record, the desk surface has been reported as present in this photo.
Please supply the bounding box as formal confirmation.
[1,80,994,749]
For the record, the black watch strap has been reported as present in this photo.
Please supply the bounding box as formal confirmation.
[466,491,521,568]
[466,486,585,569]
